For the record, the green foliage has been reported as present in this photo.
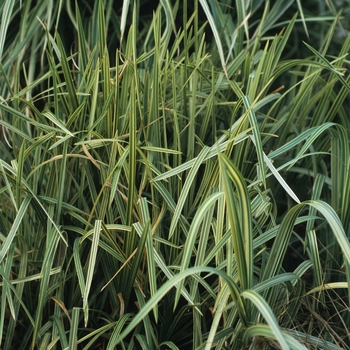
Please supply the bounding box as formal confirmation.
[0,0,350,349]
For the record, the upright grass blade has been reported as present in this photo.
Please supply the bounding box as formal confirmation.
[0,196,31,264]
[51,315,68,349]
[198,0,225,71]
[0,0,15,61]
[218,152,253,291]
[83,220,101,327]
[168,146,211,239]
[243,97,266,188]
[2,236,28,349]
[54,141,68,222]
[120,0,130,44]
[122,223,149,309]
[32,225,61,349]
[68,307,80,350]
[54,32,79,113]
[126,77,137,227]
[0,244,15,346]
[174,191,224,307]
[117,38,139,311]
[330,126,350,227]
[139,198,158,320]
[73,237,86,303]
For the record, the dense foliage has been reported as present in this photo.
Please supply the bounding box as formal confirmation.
[1,0,350,349]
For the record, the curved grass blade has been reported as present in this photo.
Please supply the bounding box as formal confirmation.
[107,266,246,349]
[241,290,290,350]
[244,324,308,350]
[263,200,350,285]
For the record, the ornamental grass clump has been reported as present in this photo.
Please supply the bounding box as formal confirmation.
[0,0,350,349]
